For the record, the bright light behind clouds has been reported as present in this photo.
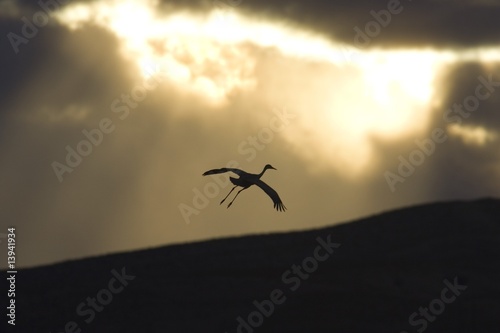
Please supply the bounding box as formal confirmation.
[448,124,498,146]
[55,0,500,177]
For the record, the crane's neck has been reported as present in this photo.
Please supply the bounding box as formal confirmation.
[258,166,269,178]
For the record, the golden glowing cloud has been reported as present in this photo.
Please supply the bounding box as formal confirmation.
[54,0,500,177]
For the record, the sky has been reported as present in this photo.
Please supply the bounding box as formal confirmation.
[1,0,500,268]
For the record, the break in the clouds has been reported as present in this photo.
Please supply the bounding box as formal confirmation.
[1,0,499,268]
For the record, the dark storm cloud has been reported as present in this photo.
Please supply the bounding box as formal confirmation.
[0,17,52,114]
[426,63,500,198]
[439,63,500,130]
[236,0,500,48]
[0,19,133,119]
[161,0,500,48]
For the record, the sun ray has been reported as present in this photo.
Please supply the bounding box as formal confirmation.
[54,0,500,177]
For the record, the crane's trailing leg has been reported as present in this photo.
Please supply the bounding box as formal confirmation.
[227,188,246,208]
[220,185,237,205]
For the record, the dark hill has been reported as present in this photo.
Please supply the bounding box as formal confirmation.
[5,198,500,333]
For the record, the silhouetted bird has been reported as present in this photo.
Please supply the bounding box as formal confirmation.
[202,164,287,211]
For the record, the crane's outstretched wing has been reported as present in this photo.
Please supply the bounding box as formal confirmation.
[202,168,245,176]
[254,179,287,212]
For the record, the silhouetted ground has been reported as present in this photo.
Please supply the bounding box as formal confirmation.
[5,198,500,333]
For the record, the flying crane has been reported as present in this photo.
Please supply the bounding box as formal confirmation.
[202,164,287,211]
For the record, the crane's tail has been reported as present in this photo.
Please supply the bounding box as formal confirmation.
[202,168,229,176]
